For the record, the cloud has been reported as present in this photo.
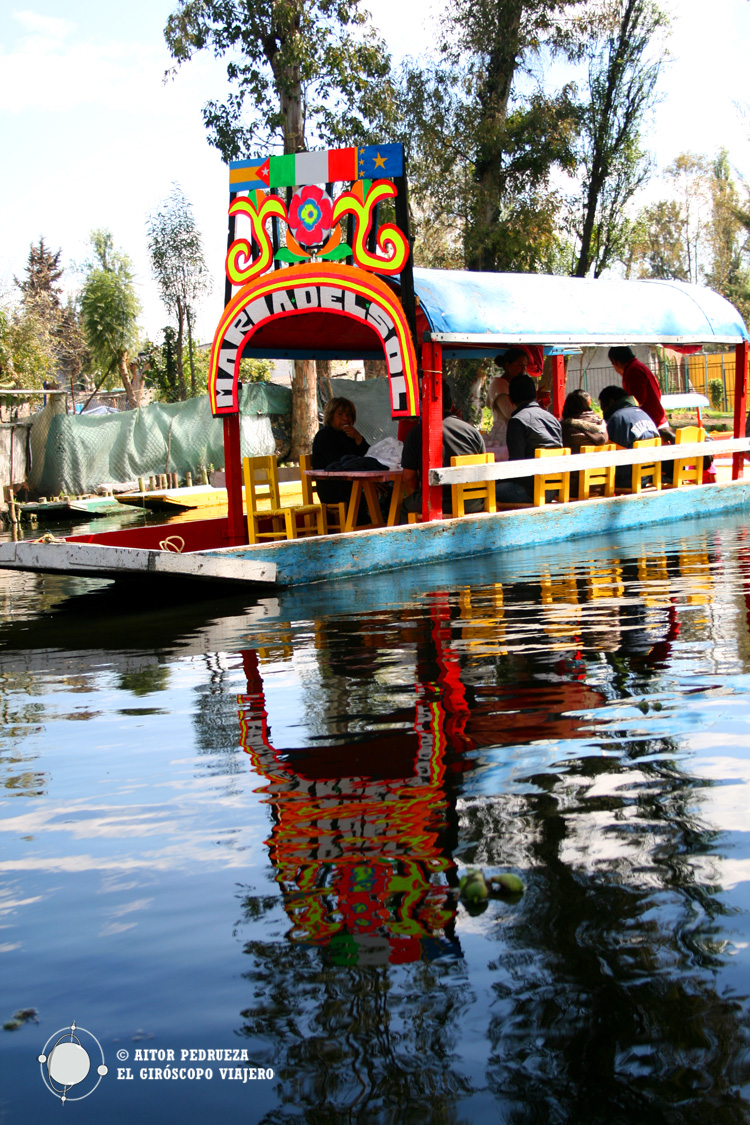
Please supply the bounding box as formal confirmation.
[0,24,166,114]
[12,9,73,40]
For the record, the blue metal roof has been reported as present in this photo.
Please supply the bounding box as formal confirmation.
[412,269,749,347]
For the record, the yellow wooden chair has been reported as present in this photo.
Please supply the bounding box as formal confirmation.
[578,443,616,500]
[668,425,705,487]
[450,452,497,517]
[533,447,571,506]
[242,455,324,544]
[299,454,347,534]
[615,437,662,494]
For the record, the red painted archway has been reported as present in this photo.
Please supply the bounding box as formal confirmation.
[208,262,419,418]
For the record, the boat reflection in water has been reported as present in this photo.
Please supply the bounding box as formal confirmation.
[235,566,617,967]
[222,531,750,1121]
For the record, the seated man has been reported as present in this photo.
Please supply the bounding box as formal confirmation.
[599,385,671,486]
[495,373,563,503]
[401,384,485,516]
[608,346,675,442]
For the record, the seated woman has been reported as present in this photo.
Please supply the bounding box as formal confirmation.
[311,396,370,509]
[312,397,369,469]
[561,389,608,452]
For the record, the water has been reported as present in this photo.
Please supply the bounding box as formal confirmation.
[2,513,750,1123]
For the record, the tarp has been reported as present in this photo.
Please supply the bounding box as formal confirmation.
[32,384,292,496]
[411,269,749,347]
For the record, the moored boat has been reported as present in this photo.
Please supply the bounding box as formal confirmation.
[1,144,748,589]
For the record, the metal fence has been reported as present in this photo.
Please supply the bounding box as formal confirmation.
[573,352,738,413]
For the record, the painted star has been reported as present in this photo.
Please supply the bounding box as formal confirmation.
[373,152,387,169]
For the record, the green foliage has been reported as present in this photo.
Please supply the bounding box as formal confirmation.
[628,150,750,325]
[15,237,63,307]
[398,1,585,272]
[142,328,180,402]
[80,230,141,406]
[0,298,56,389]
[708,378,725,411]
[1,239,87,393]
[446,359,488,424]
[239,357,272,385]
[163,0,393,158]
[80,230,140,377]
[627,199,687,280]
[664,152,710,284]
[572,0,667,277]
[147,184,211,400]
[704,150,750,325]
[144,330,271,403]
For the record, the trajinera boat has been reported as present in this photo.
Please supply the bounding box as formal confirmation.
[1,143,749,589]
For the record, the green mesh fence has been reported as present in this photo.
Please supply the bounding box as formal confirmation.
[29,377,400,496]
[31,385,292,496]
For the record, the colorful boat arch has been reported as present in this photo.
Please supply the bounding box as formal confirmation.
[208,262,420,417]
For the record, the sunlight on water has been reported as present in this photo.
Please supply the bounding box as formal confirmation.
[2,514,750,1121]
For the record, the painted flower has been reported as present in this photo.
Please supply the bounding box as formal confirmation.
[288,185,333,248]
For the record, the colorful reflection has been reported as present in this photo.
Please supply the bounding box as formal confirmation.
[238,642,458,965]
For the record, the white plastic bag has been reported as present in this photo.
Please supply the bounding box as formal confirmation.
[366,436,403,471]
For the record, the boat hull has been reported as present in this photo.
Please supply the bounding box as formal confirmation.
[1,480,749,588]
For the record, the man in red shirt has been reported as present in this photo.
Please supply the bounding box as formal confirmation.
[608,346,675,442]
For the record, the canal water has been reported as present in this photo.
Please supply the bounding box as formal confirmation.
[2,512,750,1123]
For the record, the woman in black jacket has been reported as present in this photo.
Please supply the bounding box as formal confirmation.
[311,397,370,507]
[311,397,369,469]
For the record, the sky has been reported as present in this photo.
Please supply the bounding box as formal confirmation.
[2,0,750,345]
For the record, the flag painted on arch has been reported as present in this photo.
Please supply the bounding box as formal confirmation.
[228,144,404,193]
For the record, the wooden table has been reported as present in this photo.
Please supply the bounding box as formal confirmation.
[303,469,404,532]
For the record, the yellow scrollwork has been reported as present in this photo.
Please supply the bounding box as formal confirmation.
[332,179,409,275]
[225,190,288,284]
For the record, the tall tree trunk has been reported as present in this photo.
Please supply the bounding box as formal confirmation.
[186,309,196,398]
[364,359,387,378]
[317,358,334,401]
[466,0,523,271]
[118,352,138,410]
[175,298,187,400]
[291,359,317,460]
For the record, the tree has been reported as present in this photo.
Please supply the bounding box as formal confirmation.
[164,0,394,458]
[147,185,212,400]
[164,0,392,158]
[0,294,57,391]
[1,241,75,393]
[79,230,142,409]
[15,237,64,309]
[397,0,586,273]
[706,151,750,324]
[573,0,667,277]
[664,152,710,284]
[626,200,688,280]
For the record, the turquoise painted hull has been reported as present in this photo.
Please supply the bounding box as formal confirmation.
[3,481,749,589]
[205,480,750,586]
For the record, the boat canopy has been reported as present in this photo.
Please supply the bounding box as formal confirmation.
[239,267,748,361]
[413,269,749,352]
